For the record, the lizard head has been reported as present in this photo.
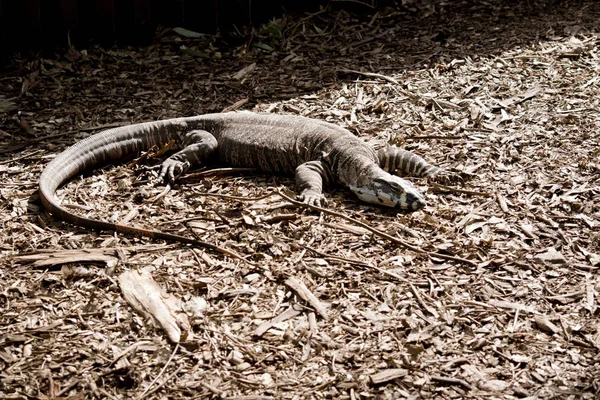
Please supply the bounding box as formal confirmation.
[349,174,426,211]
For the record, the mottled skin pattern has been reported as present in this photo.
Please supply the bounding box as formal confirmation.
[39,111,459,242]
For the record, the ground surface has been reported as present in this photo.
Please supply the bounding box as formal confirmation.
[1,0,599,399]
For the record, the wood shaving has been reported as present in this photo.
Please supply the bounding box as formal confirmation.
[1,1,599,398]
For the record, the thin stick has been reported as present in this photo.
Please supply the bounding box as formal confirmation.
[345,27,390,47]
[338,68,399,85]
[275,191,477,267]
[196,190,476,267]
[405,135,465,140]
[430,182,491,197]
[190,191,275,202]
[431,375,472,390]
[152,183,172,202]
[137,343,179,400]
[0,149,42,164]
[181,167,257,181]
[140,364,184,398]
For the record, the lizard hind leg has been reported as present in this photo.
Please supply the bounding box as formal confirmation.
[159,130,218,184]
[378,146,464,185]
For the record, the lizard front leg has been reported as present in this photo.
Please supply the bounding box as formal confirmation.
[295,161,332,207]
[159,130,218,184]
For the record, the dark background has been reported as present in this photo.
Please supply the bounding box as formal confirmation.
[0,0,349,57]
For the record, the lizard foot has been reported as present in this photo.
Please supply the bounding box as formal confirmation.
[158,158,191,185]
[298,191,328,207]
[430,169,475,185]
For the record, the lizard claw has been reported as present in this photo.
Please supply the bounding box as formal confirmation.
[159,158,190,185]
[430,169,475,185]
[298,191,328,207]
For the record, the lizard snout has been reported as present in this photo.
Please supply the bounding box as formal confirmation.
[405,191,426,211]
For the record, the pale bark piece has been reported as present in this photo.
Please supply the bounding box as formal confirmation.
[533,247,567,266]
[369,368,408,385]
[13,248,118,268]
[118,270,190,343]
[254,305,302,337]
[11,245,165,268]
[534,315,560,334]
[284,276,328,320]
[477,379,509,392]
[489,299,537,314]
[587,253,600,266]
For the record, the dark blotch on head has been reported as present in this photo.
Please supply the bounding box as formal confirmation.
[407,192,426,210]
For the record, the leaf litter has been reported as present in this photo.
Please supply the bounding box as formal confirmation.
[1,1,599,399]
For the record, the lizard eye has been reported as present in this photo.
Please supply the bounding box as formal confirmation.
[374,178,392,192]
[374,178,403,193]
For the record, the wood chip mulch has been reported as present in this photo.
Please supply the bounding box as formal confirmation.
[1,1,599,398]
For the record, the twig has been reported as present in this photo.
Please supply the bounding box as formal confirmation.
[97,388,120,400]
[152,183,172,202]
[408,282,438,317]
[346,27,391,48]
[181,167,257,181]
[294,237,315,264]
[275,191,477,267]
[0,149,42,164]
[195,189,476,267]
[405,135,465,140]
[276,191,419,247]
[258,213,297,223]
[338,68,399,85]
[431,375,472,390]
[222,98,249,112]
[254,305,303,337]
[198,380,223,395]
[0,131,75,154]
[191,191,275,202]
[429,182,491,197]
[56,379,80,397]
[406,51,441,68]
[141,364,184,398]
[286,8,330,38]
[361,264,409,283]
[137,343,179,400]
[0,122,139,154]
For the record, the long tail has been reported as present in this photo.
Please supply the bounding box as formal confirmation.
[38,117,250,263]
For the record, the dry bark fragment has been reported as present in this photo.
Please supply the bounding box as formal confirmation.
[369,368,408,385]
[283,276,329,320]
[533,247,567,266]
[3,2,600,398]
[118,269,190,343]
[534,315,560,334]
[489,299,537,314]
[254,305,303,337]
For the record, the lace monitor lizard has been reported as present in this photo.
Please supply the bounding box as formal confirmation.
[39,111,461,249]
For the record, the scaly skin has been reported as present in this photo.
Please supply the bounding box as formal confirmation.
[39,111,461,251]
